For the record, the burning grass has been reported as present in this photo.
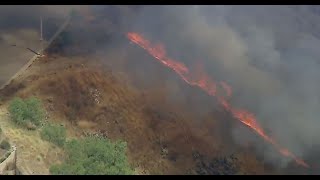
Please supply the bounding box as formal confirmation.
[126,32,309,168]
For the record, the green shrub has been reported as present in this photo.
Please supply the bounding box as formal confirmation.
[0,126,2,134]
[40,124,66,147]
[8,97,45,129]
[50,137,134,175]
[0,140,11,150]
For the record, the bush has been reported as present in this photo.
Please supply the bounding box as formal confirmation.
[0,140,11,151]
[50,137,134,175]
[40,123,66,147]
[8,97,45,129]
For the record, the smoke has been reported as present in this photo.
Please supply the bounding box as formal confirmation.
[124,5,320,169]
[0,5,79,33]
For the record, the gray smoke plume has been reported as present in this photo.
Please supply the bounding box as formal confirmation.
[126,5,320,170]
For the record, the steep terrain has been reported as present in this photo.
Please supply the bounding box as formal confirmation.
[0,49,273,174]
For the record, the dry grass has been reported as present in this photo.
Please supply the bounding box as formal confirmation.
[76,120,97,130]
[0,53,271,174]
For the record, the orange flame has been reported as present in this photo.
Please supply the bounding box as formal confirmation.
[126,32,309,168]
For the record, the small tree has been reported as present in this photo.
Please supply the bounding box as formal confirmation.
[8,97,45,129]
[24,97,44,126]
[50,136,134,175]
[40,123,66,147]
[9,97,27,126]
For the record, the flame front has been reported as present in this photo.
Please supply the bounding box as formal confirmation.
[126,32,309,168]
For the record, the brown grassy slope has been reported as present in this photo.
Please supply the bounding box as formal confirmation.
[0,53,270,174]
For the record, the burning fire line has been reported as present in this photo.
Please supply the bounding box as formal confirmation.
[126,32,309,168]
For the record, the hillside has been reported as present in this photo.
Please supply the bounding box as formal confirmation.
[0,45,274,174]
